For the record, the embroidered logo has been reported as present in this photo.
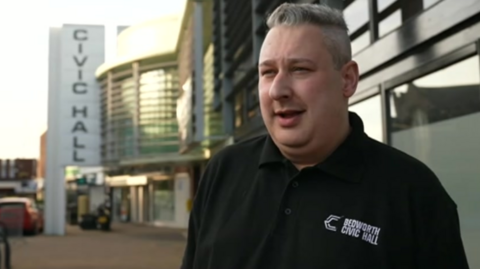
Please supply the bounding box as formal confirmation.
[324,215,343,232]
[324,215,381,246]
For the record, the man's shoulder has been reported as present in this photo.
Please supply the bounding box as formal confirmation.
[367,138,431,174]
[197,135,268,199]
[367,138,454,204]
[208,134,268,166]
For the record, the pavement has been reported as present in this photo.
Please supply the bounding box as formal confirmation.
[7,223,187,269]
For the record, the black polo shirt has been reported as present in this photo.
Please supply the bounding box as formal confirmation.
[181,112,469,269]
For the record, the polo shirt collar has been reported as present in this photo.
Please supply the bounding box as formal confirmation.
[259,112,369,183]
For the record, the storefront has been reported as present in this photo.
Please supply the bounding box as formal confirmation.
[106,175,149,223]
[152,179,175,222]
[106,172,192,228]
[111,186,130,222]
[150,172,191,229]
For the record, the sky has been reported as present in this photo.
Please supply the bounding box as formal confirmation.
[0,0,186,159]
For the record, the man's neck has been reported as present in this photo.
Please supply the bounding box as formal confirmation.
[280,118,351,170]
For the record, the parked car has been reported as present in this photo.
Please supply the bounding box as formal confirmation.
[0,197,44,235]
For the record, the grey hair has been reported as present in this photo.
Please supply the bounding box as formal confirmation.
[266,3,352,70]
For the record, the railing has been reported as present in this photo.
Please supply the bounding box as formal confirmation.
[0,222,12,269]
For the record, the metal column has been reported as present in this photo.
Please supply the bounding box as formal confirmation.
[220,0,234,134]
[132,62,140,157]
[194,1,206,142]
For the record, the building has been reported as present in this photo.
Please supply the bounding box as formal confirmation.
[205,0,480,266]
[35,130,47,202]
[92,0,479,261]
[0,158,38,198]
[95,4,214,228]
[37,131,47,180]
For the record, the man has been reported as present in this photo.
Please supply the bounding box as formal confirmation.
[181,3,469,269]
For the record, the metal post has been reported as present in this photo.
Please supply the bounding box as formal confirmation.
[380,82,392,145]
[220,0,234,134]
[368,0,379,43]
[132,62,140,157]
[107,71,113,161]
[194,1,206,142]
[251,0,263,65]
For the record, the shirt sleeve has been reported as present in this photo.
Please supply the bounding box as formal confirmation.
[180,159,217,269]
[180,203,199,269]
[416,203,470,269]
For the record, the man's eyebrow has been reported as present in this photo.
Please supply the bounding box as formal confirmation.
[289,58,316,65]
[258,58,316,67]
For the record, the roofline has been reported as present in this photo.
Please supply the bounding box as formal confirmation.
[95,4,189,78]
[95,50,177,78]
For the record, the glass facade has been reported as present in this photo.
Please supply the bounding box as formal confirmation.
[351,30,371,56]
[349,94,384,143]
[100,64,180,163]
[423,0,441,9]
[202,44,224,142]
[377,0,396,12]
[138,68,179,155]
[152,180,175,221]
[388,55,480,267]
[378,9,401,37]
[344,0,369,34]
[114,76,136,158]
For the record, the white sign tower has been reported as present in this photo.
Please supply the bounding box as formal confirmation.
[46,25,105,235]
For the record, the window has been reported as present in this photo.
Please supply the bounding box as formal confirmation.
[343,0,369,34]
[235,91,245,128]
[379,9,402,37]
[153,180,175,222]
[377,0,396,13]
[352,30,371,56]
[349,94,384,142]
[388,55,480,267]
[246,85,259,119]
[423,0,441,9]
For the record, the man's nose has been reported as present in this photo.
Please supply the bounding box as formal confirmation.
[269,72,292,100]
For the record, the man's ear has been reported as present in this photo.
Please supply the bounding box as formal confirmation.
[341,60,359,98]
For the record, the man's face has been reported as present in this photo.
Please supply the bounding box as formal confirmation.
[258,24,357,150]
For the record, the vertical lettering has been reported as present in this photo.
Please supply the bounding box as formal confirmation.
[73,151,85,162]
[73,137,85,149]
[72,28,91,164]
[72,106,88,118]
[74,29,87,41]
[72,121,88,133]
[73,56,88,67]
[72,82,87,94]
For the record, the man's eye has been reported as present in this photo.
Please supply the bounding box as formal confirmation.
[261,70,275,76]
[292,67,308,72]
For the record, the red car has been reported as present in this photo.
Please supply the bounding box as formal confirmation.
[0,197,44,235]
